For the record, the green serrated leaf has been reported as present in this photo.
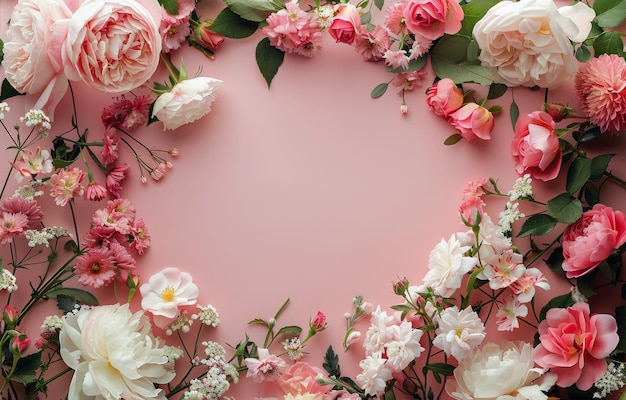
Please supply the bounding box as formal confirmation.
[546,193,583,223]
[430,35,494,85]
[566,157,592,195]
[594,0,626,28]
[444,133,462,145]
[256,37,285,88]
[593,31,625,56]
[517,214,557,237]
[159,0,179,15]
[590,154,614,180]
[322,346,341,377]
[12,352,43,385]
[210,7,260,37]
[371,83,388,98]
[539,292,575,321]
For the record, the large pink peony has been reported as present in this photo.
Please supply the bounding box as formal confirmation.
[533,302,619,391]
[402,0,463,40]
[562,204,626,278]
[63,0,162,93]
[1,0,75,118]
[575,54,626,135]
[278,362,334,399]
[511,111,561,181]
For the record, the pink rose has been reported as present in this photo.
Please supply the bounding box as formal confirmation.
[511,111,561,181]
[1,0,75,118]
[311,311,327,331]
[402,0,463,40]
[533,302,619,390]
[426,78,464,118]
[448,103,494,141]
[329,4,362,44]
[278,362,334,398]
[63,0,162,93]
[562,204,626,278]
[194,20,226,50]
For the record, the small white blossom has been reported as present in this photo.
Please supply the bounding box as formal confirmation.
[14,181,45,200]
[0,269,18,292]
[40,315,63,341]
[499,201,525,234]
[508,174,533,201]
[165,311,193,336]
[0,102,10,120]
[284,337,304,360]
[192,304,220,327]
[316,5,335,29]
[20,109,51,136]
[594,362,626,398]
[163,345,184,362]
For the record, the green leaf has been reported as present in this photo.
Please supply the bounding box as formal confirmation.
[575,45,592,63]
[546,193,583,223]
[615,305,626,352]
[384,386,396,400]
[159,0,178,15]
[487,83,508,100]
[593,0,626,28]
[424,363,455,377]
[517,214,557,237]
[371,83,388,98]
[590,154,614,180]
[46,287,99,305]
[444,133,462,145]
[593,31,625,56]
[458,0,501,37]
[546,247,565,275]
[0,39,4,64]
[539,292,575,321]
[322,346,341,377]
[248,318,269,326]
[360,11,371,25]
[275,325,302,337]
[566,157,592,195]
[584,183,601,206]
[510,99,519,130]
[374,0,384,10]
[210,7,260,38]
[430,35,494,85]
[223,0,282,22]
[576,272,596,297]
[1,78,23,102]
[256,38,285,88]
[12,352,42,385]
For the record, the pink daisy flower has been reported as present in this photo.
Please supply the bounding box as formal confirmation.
[48,167,85,207]
[0,196,44,228]
[108,241,136,282]
[384,0,407,35]
[383,49,409,70]
[0,212,29,244]
[353,26,391,61]
[575,53,626,134]
[74,247,117,288]
[83,225,125,249]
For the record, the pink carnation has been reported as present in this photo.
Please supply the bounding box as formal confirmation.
[48,167,85,206]
[353,25,391,61]
[74,247,117,288]
[106,163,130,199]
[262,1,322,56]
[575,53,626,134]
[0,196,44,228]
[244,348,288,383]
[533,302,619,390]
[391,71,428,95]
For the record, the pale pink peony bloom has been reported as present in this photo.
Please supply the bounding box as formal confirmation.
[391,71,428,95]
[353,26,391,61]
[432,306,486,361]
[74,247,117,288]
[0,212,29,244]
[48,167,85,206]
[0,196,44,228]
[1,0,73,118]
[482,249,526,290]
[402,0,463,40]
[562,204,626,278]
[383,49,409,69]
[244,348,288,383]
[278,362,334,398]
[495,295,528,331]
[139,267,199,328]
[152,77,222,130]
[63,0,163,93]
[102,95,153,131]
[11,146,54,182]
[472,0,594,88]
[262,1,322,55]
[511,111,562,181]
[533,302,619,390]
[447,341,556,400]
[329,4,362,44]
[448,102,495,141]
[422,234,477,297]
[84,182,107,202]
[575,54,626,134]
[426,78,464,118]
[356,351,393,397]
[105,163,130,199]
[509,267,550,303]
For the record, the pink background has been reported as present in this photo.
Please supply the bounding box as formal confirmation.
[2,1,626,399]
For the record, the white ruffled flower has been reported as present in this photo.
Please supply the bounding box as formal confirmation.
[356,351,393,397]
[432,306,486,361]
[363,306,396,355]
[422,234,477,297]
[384,322,425,372]
[59,304,175,400]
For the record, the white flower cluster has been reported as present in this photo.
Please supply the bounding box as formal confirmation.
[0,102,10,120]
[283,337,304,360]
[499,201,525,234]
[163,345,185,362]
[40,315,63,341]
[192,304,220,327]
[508,174,533,201]
[594,362,626,398]
[20,109,51,136]
[182,341,239,400]
[0,268,18,292]
[24,226,70,247]
[166,310,192,336]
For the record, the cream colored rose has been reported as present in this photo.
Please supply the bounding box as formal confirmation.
[60,304,175,400]
[472,0,595,88]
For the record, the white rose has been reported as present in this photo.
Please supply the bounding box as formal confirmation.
[446,341,557,400]
[60,304,175,400]
[472,0,595,88]
[152,77,222,130]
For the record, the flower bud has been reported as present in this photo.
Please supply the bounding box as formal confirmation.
[3,305,19,329]
[310,311,327,331]
[194,19,225,50]
[11,333,31,355]
[543,102,573,122]
[393,278,409,295]
[345,330,361,347]
[400,102,408,115]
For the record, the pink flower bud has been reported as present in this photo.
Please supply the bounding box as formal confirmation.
[11,334,31,355]
[311,311,327,331]
[194,20,225,50]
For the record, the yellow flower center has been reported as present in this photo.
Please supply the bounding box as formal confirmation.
[160,285,176,302]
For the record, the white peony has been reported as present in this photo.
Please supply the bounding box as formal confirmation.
[60,304,175,400]
[422,234,477,297]
[472,0,595,88]
[432,306,485,361]
[152,77,222,130]
[446,341,557,400]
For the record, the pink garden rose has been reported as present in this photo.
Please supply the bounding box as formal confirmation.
[402,0,464,40]
[448,103,494,141]
[426,78,464,118]
[63,0,163,93]
[329,4,362,44]
[1,0,74,118]
[533,302,619,390]
[472,0,595,88]
[511,111,561,181]
[562,204,626,278]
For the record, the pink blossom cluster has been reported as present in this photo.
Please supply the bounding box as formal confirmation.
[74,199,150,289]
[159,0,196,53]
[0,195,43,245]
[262,0,323,57]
